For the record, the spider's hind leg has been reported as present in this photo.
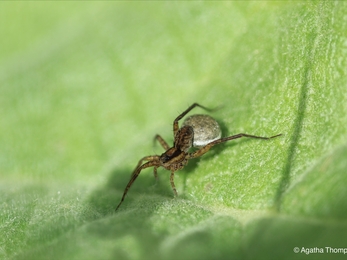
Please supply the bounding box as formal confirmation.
[188,133,282,159]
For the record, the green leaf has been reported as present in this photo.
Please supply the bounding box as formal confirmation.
[1,2,347,260]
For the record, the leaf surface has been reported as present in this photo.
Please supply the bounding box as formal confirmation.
[1,2,347,260]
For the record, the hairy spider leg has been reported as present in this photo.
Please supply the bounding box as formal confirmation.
[152,135,170,180]
[154,134,170,150]
[173,103,214,136]
[131,155,160,179]
[188,133,282,159]
[170,171,178,196]
[116,158,161,211]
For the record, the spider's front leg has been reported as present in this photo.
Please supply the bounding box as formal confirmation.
[131,155,160,179]
[116,158,160,211]
[188,133,282,159]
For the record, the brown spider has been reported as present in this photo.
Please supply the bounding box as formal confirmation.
[115,103,281,210]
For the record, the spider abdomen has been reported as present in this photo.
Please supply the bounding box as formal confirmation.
[182,114,221,147]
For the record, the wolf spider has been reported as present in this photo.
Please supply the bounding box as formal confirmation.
[115,103,281,210]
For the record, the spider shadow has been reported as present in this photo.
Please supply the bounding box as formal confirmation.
[82,166,172,258]
[85,163,176,219]
[112,165,176,197]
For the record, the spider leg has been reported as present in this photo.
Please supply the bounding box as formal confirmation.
[188,133,282,159]
[116,159,160,211]
[153,166,158,181]
[173,103,214,136]
[170,171,178,196]
[131,155,160,179]
[154,134,170,150]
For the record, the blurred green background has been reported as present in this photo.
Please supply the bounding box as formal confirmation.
[1,2,347,260]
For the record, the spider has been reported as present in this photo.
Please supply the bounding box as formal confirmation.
[115,103,281,210]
